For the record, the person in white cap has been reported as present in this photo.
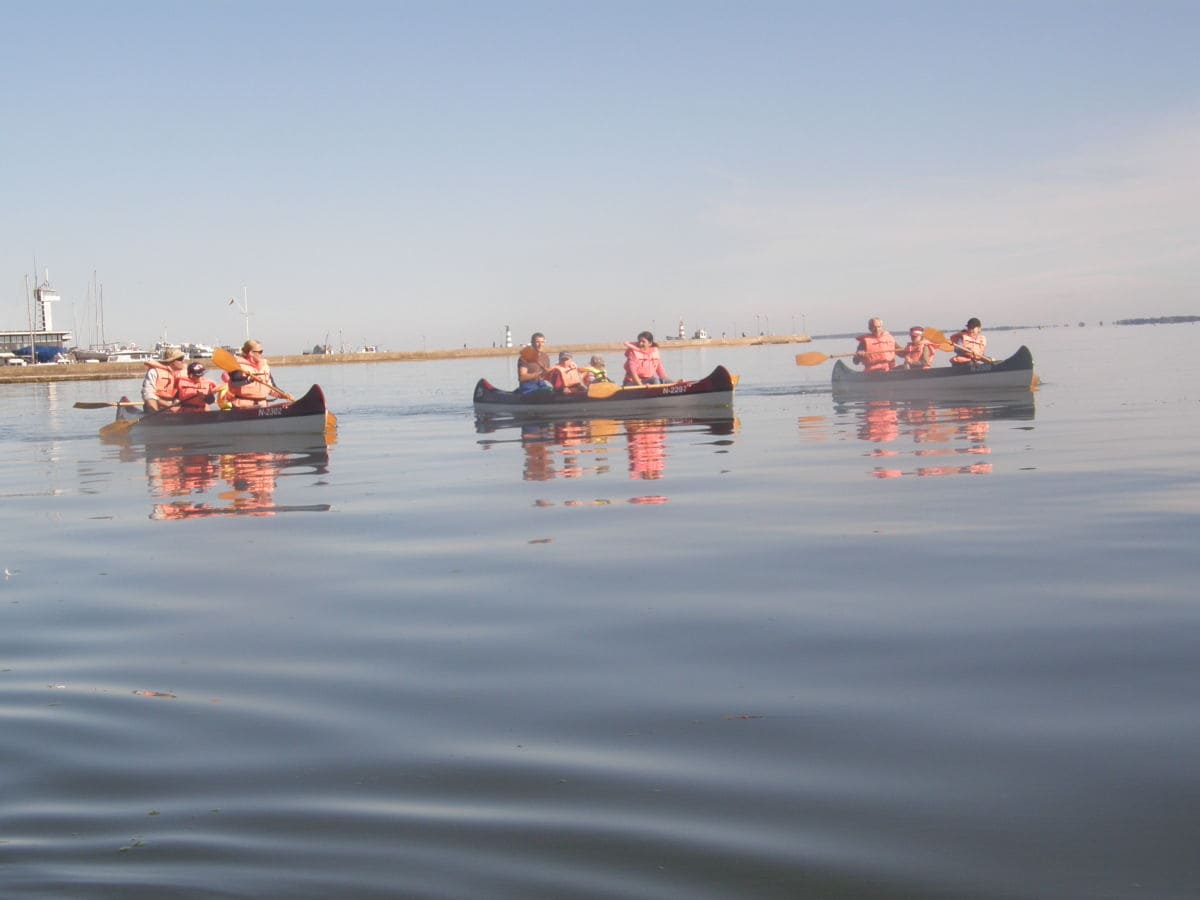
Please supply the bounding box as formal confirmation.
[900,326,936,369]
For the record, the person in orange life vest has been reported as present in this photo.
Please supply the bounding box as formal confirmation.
[950,317,988,367]
[852,318,898,372]
[623,331,669,385]
[217,369,255,409]
[175,361,222,413]
[547,351,586,393]
[900,326,936,369]
[141,347,188,412]
[582,355,610,385]
[517,332,554,394]
[223,338,277,407]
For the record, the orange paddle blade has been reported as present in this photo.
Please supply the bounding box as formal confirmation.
[794,351,831,366]
[211,347,242,373]
[587,382,622,399]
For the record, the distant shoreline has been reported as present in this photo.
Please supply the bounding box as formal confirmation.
[0,334,811,385]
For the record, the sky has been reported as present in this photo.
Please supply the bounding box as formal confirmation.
[3,0,1197,353]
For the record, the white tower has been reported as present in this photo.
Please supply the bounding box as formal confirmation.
[504,325,512,348]
[34,274,59,332]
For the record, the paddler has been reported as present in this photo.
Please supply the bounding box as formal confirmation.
[517,332,554,393]
[852,318,898,372]
[142,347,188,412]
[949,318,989,368]
[223,338,286,407]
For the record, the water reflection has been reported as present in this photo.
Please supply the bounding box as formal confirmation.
[475,414,738,501]
[818,394,1035,478]
[113,435,333,518]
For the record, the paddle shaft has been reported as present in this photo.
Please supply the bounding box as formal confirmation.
[587,379,687,398]
[795,351,857,366]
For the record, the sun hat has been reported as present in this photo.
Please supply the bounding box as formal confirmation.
[160,348,185,363]
[187,362,205,376]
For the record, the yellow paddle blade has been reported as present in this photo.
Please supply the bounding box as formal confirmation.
[587,382,622,399]
[794,351,831,366]
[922,327,948,345]
[211,347,242,373]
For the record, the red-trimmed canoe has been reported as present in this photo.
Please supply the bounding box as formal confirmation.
[473,365,737,416]
[831,346,1037,400]
[106,384,335,439]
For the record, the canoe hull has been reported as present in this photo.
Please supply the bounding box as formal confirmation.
[112,385,333,439]
[473,365,737,416]
[831,346,1036,399]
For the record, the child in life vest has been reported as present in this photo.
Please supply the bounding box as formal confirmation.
[582,355,610,384]
[175,361,222,412]
[547,351,586,393]
[900,327,936,369]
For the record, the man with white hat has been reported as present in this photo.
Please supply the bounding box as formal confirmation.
[142,347,187,412]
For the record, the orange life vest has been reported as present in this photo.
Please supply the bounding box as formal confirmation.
[951,330,987,364]
[228,355,272,402]
[151,367,179,402]
[549,361,585,392]
[856,332,897,372]
[902,340,935,369]
[176,375,218,412]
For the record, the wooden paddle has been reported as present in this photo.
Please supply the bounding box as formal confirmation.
[588,379,688,398]
[74,400,143,409]
[795,351,857,366]
[98,419,134,440]
[211,347,294,402]
[587,381,623,399]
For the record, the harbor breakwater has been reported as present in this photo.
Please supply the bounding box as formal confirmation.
[0,335,810,385]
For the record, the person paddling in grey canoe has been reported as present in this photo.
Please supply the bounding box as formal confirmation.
[949,318,990,368]
[852,318,898,372]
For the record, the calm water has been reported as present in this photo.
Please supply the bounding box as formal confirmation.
[2,325,1198,899]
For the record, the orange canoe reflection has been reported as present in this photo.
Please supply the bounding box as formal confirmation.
[476,413,739,502]
[126,435,333,519]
